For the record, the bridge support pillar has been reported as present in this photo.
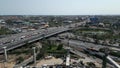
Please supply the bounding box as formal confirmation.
[3,46,7,68]
[32,47,36,66]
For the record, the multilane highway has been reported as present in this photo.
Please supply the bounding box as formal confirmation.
[0,27,68,53]
[0,22,84,53]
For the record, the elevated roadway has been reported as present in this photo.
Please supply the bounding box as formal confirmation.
[0,22,84,53]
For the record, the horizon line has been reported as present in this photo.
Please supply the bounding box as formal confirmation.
[1,14,120,16]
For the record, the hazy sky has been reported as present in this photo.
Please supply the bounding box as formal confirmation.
[0,0,120,15]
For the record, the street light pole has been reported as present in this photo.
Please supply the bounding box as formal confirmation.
[32,47,36,66]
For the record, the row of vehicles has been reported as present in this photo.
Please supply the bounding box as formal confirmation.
[0,31,42,46]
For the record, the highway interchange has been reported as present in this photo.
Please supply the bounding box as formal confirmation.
[0,21,120,67]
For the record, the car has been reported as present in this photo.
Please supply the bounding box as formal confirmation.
[20,36,26,39]
[42,64,47,68]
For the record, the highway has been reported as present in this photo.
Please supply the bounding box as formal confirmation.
[0,22,84,53]
[0,27,69,53]
[60,39,120,67]
[61,39,120,58]
[49,37,117,68]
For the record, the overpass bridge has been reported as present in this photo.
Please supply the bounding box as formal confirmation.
[0,22,84,53]
[0,27,69,53]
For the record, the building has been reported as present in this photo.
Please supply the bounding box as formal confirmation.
[86,17,99,26]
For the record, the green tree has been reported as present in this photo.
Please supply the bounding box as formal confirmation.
[17,56,24,63]
[57,44,63,50]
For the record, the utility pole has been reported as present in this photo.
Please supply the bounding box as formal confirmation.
[32,47,36,66]
[3,46,7,68]
[102,48,109,68]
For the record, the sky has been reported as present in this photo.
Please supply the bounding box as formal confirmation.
[0,0,120,15]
